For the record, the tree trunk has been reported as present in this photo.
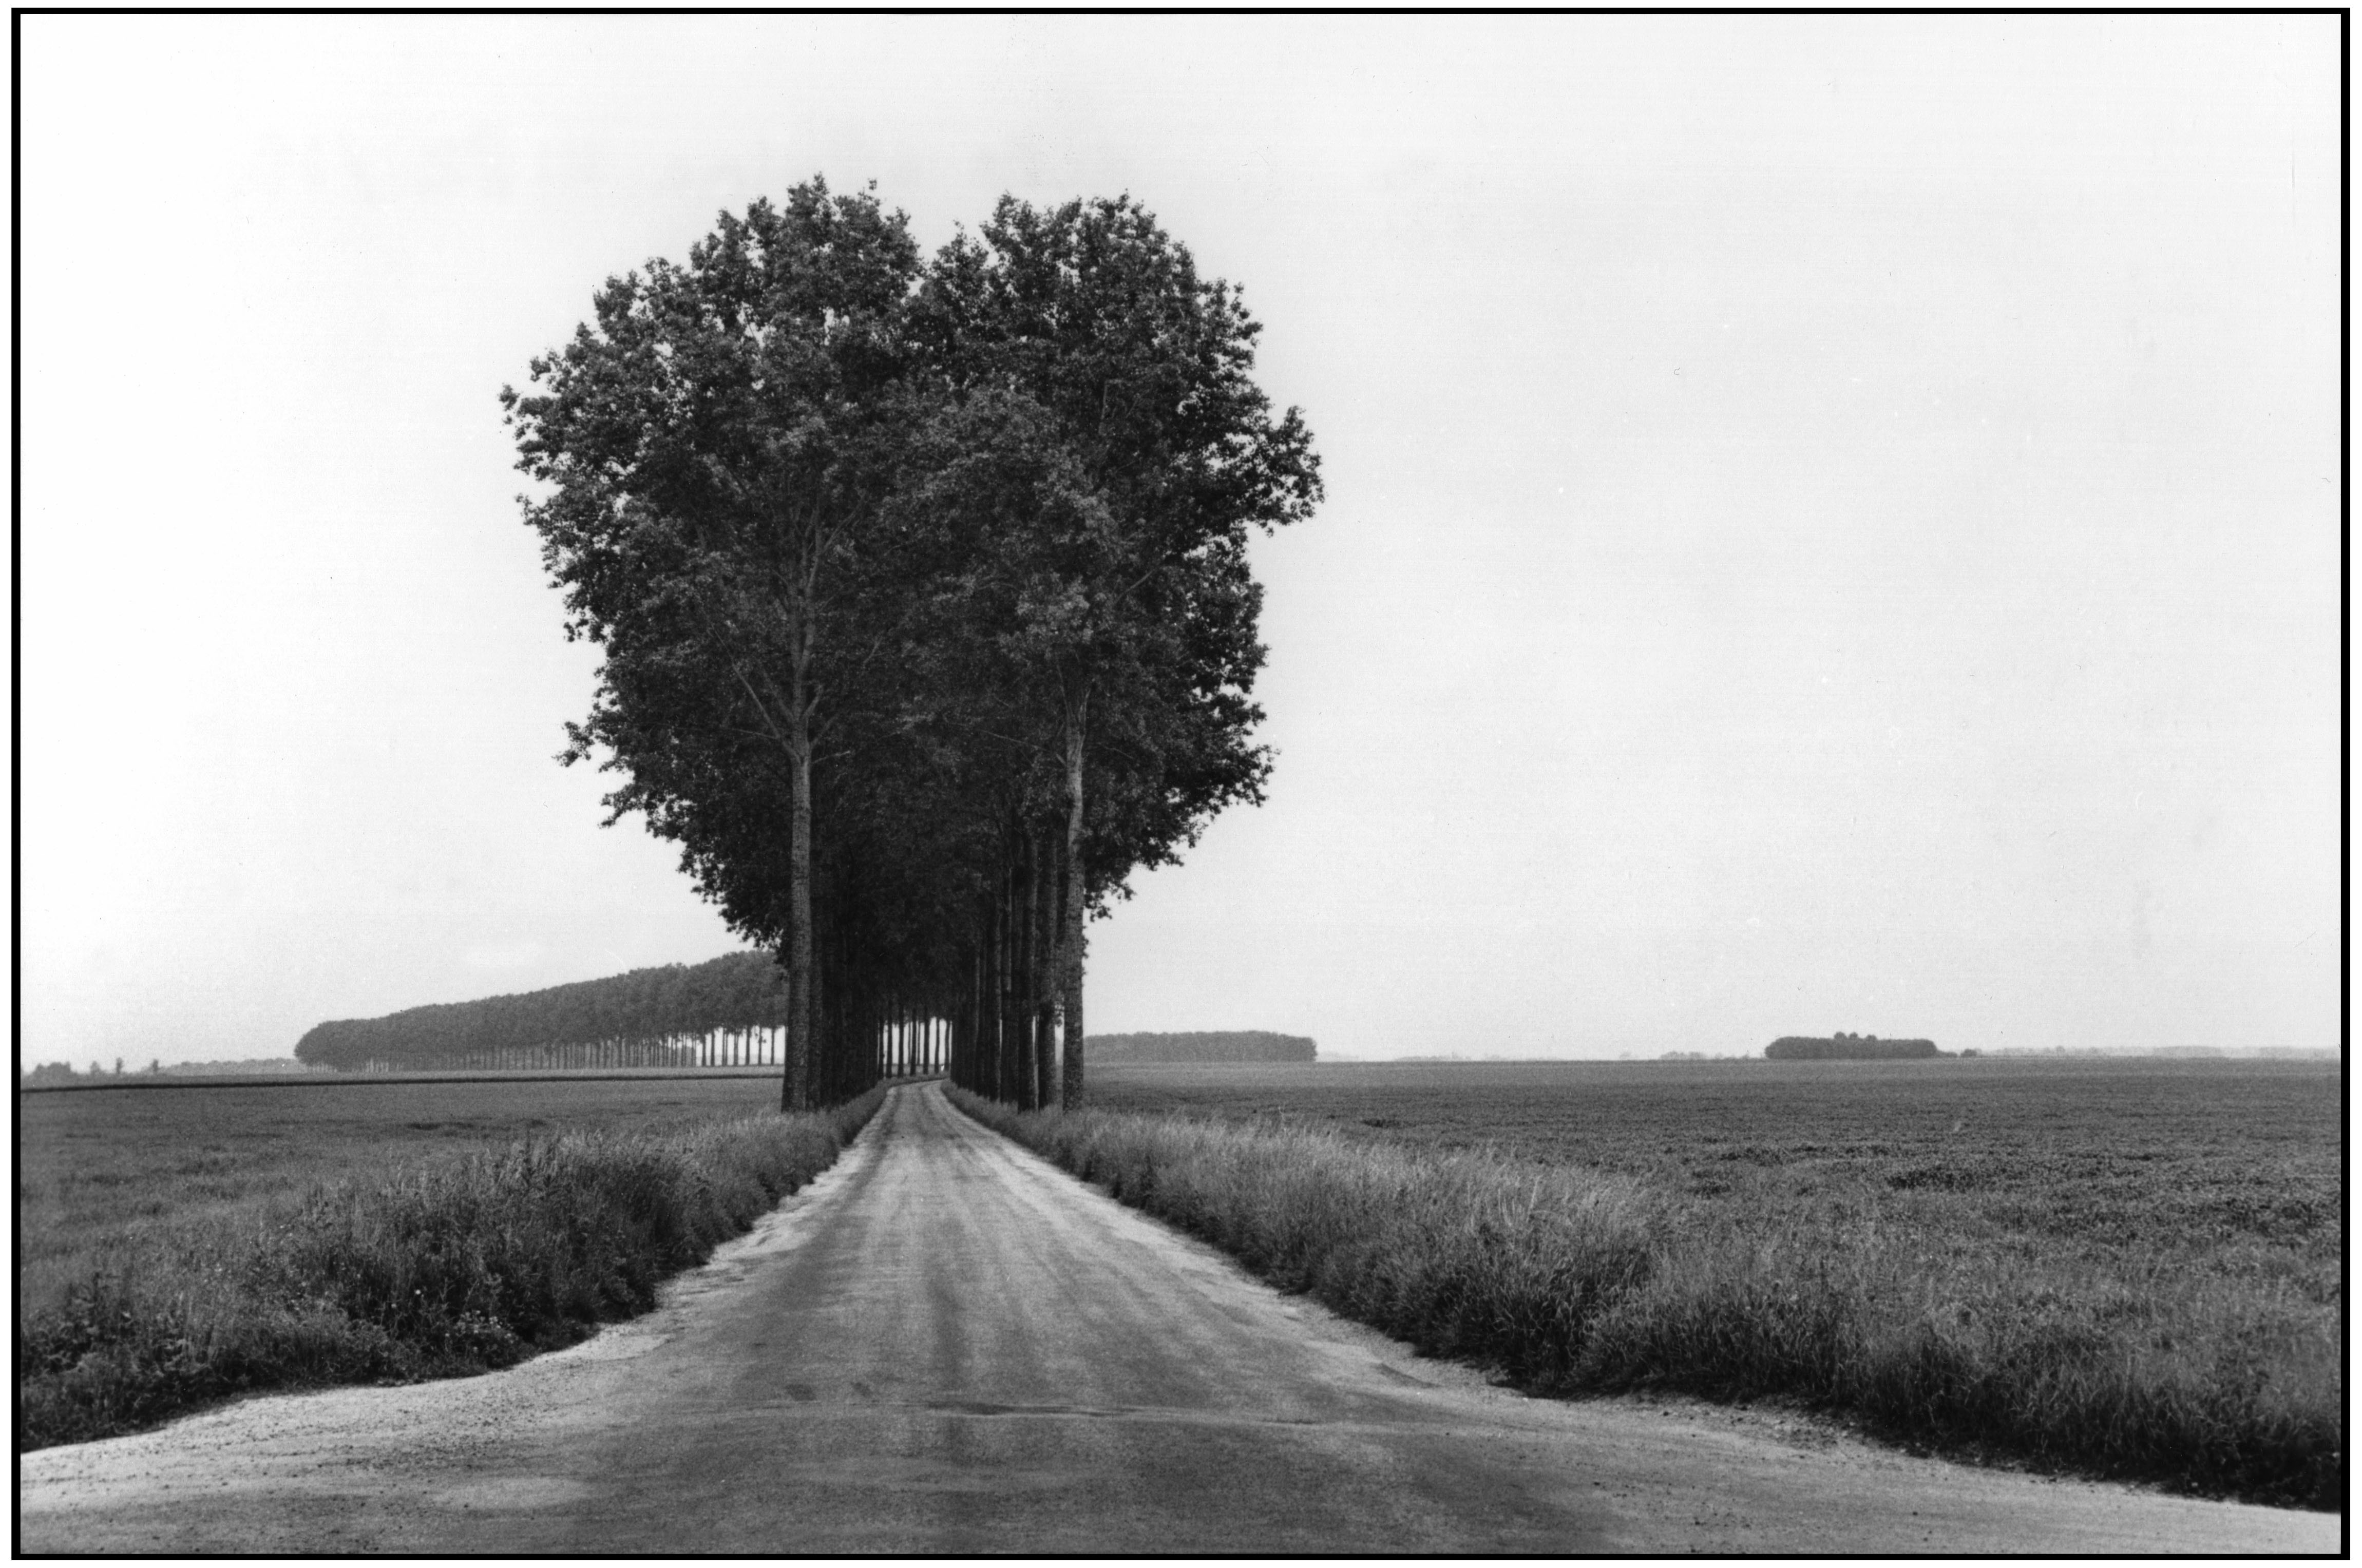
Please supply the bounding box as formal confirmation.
[990,887,1008,1100]
[1058,706,1089,1107]
[781,674,813,1113]
[1001,855,1026,1105]
[959,950,975,1090]
[1033,829,1058,1108]
[1017,838,1040,1110]
[964,944,980,1091]
[972,940,987,1092]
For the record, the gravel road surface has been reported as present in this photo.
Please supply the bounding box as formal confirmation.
[18,1082,2337,1553]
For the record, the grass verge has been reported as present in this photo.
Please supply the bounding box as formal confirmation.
[949,1088,2338,1512]
[18,1088,882,1452]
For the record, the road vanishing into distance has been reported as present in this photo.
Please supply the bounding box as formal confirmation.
[20,1083,2336,1554]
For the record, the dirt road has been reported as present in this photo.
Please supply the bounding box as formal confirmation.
[18,1083,2337,1553]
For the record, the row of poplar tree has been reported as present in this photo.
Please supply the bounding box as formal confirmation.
[296,953,798,1074]
[503,179,1321,1112]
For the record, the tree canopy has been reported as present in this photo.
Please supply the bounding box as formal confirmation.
[501,179,1320,1110]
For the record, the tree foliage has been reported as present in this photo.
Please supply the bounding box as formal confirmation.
[296,954,794,1072]
[497,180,1320,1108]
[1764,1036,1947,1061]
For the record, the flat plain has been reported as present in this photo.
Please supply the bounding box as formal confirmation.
[17,1056,2340,1507]
[25,1082,2337,1556]
[1084,1056,2339,1268]
[19,1074,784,1315]
[1073,1055,2340,1506]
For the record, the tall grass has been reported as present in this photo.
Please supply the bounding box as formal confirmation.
[18,1089,881,1452]
[952,1091,2339,1511]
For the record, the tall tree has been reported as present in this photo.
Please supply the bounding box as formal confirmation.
[501,178,921,1111]
[915,196,1323,1104]
[501,183,1317,1113]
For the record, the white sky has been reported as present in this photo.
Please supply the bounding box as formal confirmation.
[20,15,2342,1066]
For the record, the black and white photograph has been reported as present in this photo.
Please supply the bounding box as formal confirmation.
[17,13,2342,1554]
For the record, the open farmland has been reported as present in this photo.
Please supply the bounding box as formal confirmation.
[1084,1057,2341,1269]
[20,1074,787,1322]
[1005,1055,2340,1507]
[18,1072,878,1450]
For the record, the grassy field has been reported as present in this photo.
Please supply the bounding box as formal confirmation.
[21,1075,788,1315]
[18,1074,869,1451]
[1084,1057,2340,1276]
[964,1055,2340,1509]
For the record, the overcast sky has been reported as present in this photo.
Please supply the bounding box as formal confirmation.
[22,15,2340,1066]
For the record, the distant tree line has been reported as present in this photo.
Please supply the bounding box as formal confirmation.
[21,1062,98,1085]
[501,178,1319,1111]
[293,953,880,1077]
[1764,1034,1946,1061]
[1088,1031,1316,1065]
[150,1058,331,1077]
[22,1058,147,1084]
[22,1059,335,1086]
